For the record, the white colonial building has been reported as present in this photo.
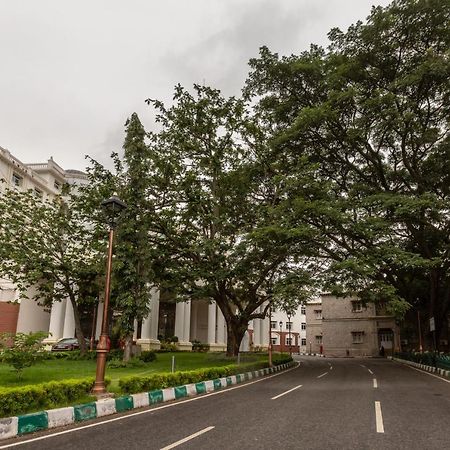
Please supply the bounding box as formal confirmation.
[0,146,306,353]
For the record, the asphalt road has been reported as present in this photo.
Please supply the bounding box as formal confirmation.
[2,357,450,450]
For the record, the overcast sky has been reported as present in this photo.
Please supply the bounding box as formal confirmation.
[0,0,392,171]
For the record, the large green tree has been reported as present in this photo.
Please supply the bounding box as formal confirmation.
[145,85,321,355]
[245,0,450,347]
[0,186,102,353]
[78,113,156,361]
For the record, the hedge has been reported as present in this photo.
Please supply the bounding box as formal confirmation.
[119,355,293,394]
[0,377,110,418]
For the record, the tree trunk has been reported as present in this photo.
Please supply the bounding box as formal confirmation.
[225,317,248,357]
[69,295,86,354]
[123,334,133,362]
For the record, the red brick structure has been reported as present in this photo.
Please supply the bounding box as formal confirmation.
[0,302,20,333]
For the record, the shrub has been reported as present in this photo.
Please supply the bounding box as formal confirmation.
[0,377,110,418]
[192,341,209,353]
[158,342,178,352]
[139,351,157,363]
[118,360,275,394]
[108,358,145,369]
[0,332,48,379]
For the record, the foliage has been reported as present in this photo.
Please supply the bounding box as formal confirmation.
[0,332,48,378]
[144,84,322,355]
[107,358,145,369]
[191,341,210,353]
[245,0,450,345]
[0,185,103,353]
[119,362,266,394]
[139,350,157,363]
[158,342,179,352]
[78,113,156,361]
[0,377,101,417]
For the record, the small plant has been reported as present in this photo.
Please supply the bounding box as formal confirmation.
[139,351,157,363]
[0,331,48,379]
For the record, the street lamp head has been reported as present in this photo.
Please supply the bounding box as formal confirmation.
[101,193,127,228]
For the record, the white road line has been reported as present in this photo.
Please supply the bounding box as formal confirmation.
[360,364,366,368]
[368,369,374,375]
[373,378,378,388]
[317,372,328,379]
[160,426,214,450]
[330,366,333,370]
[271,384,302,400]
[0,365,299,449]
[406,364,450,383]
[375,401,384,433]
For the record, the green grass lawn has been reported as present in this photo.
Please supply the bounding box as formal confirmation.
[0,352,268,392]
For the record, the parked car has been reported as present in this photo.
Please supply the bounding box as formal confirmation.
[51,338,90,351]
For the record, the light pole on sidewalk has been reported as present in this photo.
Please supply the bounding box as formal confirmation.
[92,194,126,397]
[279,321,283,353]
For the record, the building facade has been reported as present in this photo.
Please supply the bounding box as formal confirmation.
[306,294,400,357]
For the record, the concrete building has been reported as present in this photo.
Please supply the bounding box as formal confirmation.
[0,146,87,337]
[306,294,400,357]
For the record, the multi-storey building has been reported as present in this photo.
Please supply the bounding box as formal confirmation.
[306,293,400,357]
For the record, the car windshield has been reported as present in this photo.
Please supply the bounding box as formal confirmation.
[57,339,77,344]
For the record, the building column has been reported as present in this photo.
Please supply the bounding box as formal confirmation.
[62,299,75,338]
[174,300,192,351]
[95,302,104,339]
[207,302,217,344]
[137,289,161,350]
[216,306,226,350]
[260,310,270,349]
[43,300,67,347]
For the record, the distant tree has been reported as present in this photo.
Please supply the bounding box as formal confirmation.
[0,186,102,353]
[245,0,450,346]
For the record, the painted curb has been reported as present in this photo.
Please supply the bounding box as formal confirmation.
[0,361,295,441]
[392,357,450,380]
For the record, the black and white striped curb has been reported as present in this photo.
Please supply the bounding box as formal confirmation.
[0,362,295,441]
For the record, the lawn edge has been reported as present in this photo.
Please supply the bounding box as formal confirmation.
[0,362,295,441]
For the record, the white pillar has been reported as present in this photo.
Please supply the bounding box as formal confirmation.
[174,301,185,341]
[183,301,191,343]
[95,302,104,339]
[149,289,160,341]
[62,299,75,338]
[216,307,226,346]
[137,289,161,350]
[43,300,67,345]
[253,307,261,347]
[207,301,217,345]
[261,311,270,349]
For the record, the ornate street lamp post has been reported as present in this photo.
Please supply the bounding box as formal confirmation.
[92,194,126,397]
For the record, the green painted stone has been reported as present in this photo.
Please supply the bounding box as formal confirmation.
[174,386,188,399]
[226,377,233,386]
[74,403,97,422]
[213,379,222,390]
[243,373,250,381]
[115,396,134,412]
[195,382,206,394]
[18,412,48,435]
[236,374,242,383]
[149,390,164,404]
[253,371,259,378]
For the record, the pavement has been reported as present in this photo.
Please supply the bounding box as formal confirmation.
[1,356,450,450]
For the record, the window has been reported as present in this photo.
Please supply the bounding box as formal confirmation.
[286,322,293,330]
[270,321,277,329]
[301,338,307,346]
[54,180,61,190]
[301,306,306,315]
[314,310,322,320]
[301,322,306,330]
[270,338,277,345]
[352,331,364,344]
[352,301,363,312]
[34,188,43,199]
[286,337,293,346]
[315,335,323,345]
[12,173,22,187]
